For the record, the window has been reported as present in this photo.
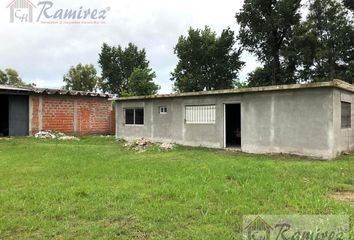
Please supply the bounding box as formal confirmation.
[125,109,134,124]
[341,102,351,129]
[125,108,144,125]
[135,108,144,125]
[185,105,216,124]
[159,106,168,114]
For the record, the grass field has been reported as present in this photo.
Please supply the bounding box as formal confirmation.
[0,136,353,239]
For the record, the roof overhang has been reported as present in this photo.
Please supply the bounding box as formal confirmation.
[0,85,112,98]
[110,79,353,102]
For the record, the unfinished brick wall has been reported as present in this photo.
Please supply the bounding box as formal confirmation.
[30,95,114,135]
[30,96,40,134]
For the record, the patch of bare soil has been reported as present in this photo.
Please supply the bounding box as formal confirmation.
[329,191,354,204]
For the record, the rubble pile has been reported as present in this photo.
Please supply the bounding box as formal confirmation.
[34,131,79,141]
[123,138,175,152]
[160,142,174,150]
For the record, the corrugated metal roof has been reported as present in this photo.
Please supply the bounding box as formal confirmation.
[0,85,32,92]
[110,79,354,101]
[0,85,112,98]
[34,88,112,98]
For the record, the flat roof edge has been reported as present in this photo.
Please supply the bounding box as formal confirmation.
[0,85,112,98]
[110,79,353,101]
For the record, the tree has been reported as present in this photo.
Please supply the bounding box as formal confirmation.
[247,67,273,87]
[343,0,354,12]
[63,64,99,92]
[0,68,29,87]
[236,0,302,85]
[298,0,354,83]
[0,70,7,84]
[121,68,160,96]
[98,43,149,94]
[171,26,244,92]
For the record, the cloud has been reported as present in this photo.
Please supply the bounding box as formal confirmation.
[0,0,260,93]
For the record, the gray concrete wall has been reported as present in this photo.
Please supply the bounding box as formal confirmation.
[116,88,339,159]
[116,96,229,148]
[241,89,335,159]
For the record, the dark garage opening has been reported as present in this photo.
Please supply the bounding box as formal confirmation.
[0,95,9,137]
[226,104,241,148]
[0,95,29,137]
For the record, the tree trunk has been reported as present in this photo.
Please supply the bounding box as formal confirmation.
[328,47,335,80]
[271,51,281,85]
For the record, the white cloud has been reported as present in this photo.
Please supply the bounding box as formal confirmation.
[0,0,260,93]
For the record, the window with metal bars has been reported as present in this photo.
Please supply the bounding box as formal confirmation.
[341,102,351,129]
[185,105,216,124]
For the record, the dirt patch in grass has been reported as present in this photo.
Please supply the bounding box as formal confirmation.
[98,215,153,239]
[329,191,354,204]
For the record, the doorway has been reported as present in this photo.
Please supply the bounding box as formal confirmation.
[0,95,29,137]
[8,95,29,136]
[0,95,9,137]
[225,104,241,148]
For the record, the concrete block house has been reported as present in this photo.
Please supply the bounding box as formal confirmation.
[112,80,354,159]
[0,85,114,137]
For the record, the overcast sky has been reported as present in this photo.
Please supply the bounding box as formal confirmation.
[0,0,261,93]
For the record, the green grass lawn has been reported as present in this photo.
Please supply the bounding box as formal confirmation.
[0,137,353,239]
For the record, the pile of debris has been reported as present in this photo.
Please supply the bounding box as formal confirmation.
[123,138,175,152]
[34,130,79,141]
[160,142,175,150]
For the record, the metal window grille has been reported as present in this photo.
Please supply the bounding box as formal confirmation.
[341,102,351,129]
[185,105,215,124]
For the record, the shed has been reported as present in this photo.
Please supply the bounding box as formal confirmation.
[111,79,354,159]
[0,85,114,137]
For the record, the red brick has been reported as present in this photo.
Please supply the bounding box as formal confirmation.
[30,95,114,135]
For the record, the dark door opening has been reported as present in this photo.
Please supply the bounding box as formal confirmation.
[225,104,241,148]
[0,95,9,137]
[8,95,29,136]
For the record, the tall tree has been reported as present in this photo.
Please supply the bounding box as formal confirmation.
[343,0,354,12]
[236,0,302,85]
[121,68,160,96]
[98,43,149,94]
[0,68,30,87]
[0,70,7,84]
[298,0,354,83]
[171,26,244,92]
[63,64,99,92]
[247,66,273,87]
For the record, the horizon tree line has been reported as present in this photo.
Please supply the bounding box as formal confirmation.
[4,0,354,95]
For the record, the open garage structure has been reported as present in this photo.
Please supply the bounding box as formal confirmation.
[0,85,114,137]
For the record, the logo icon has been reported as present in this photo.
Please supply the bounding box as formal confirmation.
[244,216,273,240]
[243,215,349,240]
[7,0,36,23]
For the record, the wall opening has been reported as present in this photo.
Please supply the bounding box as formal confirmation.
[8,95,29,136]
[341,101,351,129]
[0,95,9,137]
[225,104,241,148]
